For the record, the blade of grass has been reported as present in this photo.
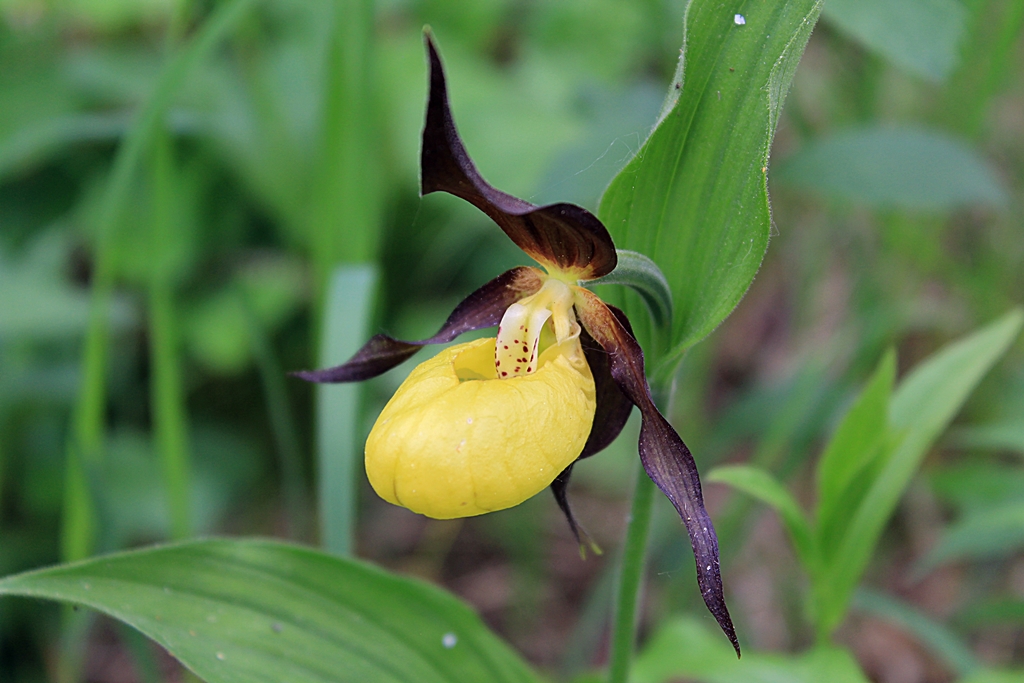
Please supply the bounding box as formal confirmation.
[61,0,256,563]
[239,287,309,540]
[148,132,192,541]
[607,458,657,683]
[309,0,380,288]
[317,264,378,556]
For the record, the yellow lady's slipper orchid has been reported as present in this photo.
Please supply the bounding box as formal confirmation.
[295,33,739,655]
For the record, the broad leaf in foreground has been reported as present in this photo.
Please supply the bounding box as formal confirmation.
[0,539,540,683]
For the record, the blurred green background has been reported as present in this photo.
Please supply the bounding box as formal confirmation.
[1,0,1022,681]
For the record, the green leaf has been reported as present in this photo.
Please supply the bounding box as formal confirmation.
[632,616,869,683]
[950,422,1024,455]
[822,0,967,82]
[815,350,895,561]
[0,539,540,683]
[817,309,1024,637]
[598,0,823,372]
[930,461,1024,515]
[587,250,673,330]
[706,465,815,573]
[958,670,1024,683]
[774,127,1008,211]
[317,264,379,556]
[852,588,979,676]
[917,502,1024,574]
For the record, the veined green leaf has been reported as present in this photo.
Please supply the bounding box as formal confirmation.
[822,0,966,82]
[774,127,1007,211]
[817,309,1023,637]
[707,465,815,573]
[598,0,823,373]
[632,616,869,683]
[0,539,540,683]
[815,350,895,561]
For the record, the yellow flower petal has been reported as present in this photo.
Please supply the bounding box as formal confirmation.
[365,337,596,518]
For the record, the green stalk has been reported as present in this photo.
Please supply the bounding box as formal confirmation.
[317,265,378,555]
[310,0,380,286]
[148,131,192,541]
[240,290,308,539]
[607,464,657,683]
[309,0,382,556]
[148,281,192,540]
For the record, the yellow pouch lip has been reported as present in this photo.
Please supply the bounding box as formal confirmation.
[365,337,596,518]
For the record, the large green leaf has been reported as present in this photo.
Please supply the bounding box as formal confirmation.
[632,616,869,683]
[598,0,823,372]
[818,309,1023,636]
[822,0,966,82]
[0,539,540,683]
[774,127,1007,211]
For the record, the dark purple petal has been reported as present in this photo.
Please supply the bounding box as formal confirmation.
[293,266,543,383]
[579,315,634,459]
[550,465,601,558]
[574,289,740,657]
[421,33,617,280]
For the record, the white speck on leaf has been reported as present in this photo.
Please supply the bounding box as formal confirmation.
[734,13,745,25]
[216,652,225,661]
[442,633,458,649]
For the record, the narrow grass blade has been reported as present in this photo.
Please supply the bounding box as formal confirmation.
[62,0,257,562]
[317,264,378,556]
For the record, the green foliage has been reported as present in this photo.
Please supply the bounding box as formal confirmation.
[774,127,1007,210]
[0,539,541,683]
[853,588,980,676]
[587,250,673,330]
[317,264,378,556]
[3,0,1024,679]
[632,616,870,683]
[918,501,1024,572]
[822,0,967,81]
[709,309,1024,640]
[598,0,823,374]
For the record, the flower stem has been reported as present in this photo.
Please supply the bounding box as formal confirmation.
[607,456,656,683]
[607,382,673,683]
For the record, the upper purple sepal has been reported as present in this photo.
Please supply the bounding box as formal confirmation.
[421,33,617,281]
